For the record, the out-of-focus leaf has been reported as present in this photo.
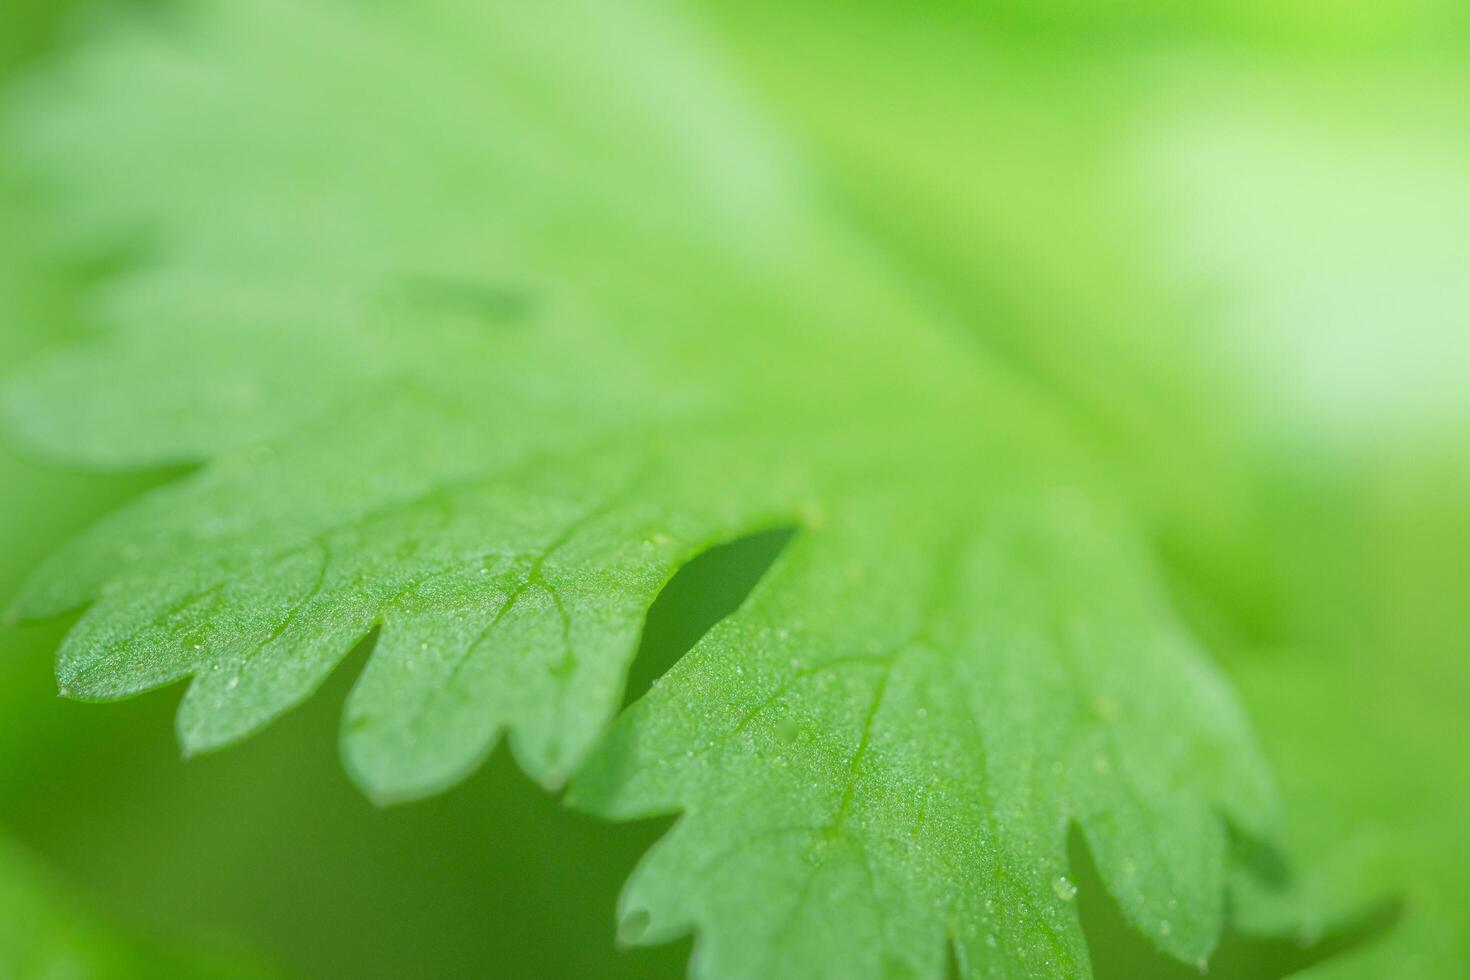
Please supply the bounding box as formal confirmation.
[0,833,274,980]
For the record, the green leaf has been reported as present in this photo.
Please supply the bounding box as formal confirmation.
[3,1,1280,976]
[571,497,1270,975]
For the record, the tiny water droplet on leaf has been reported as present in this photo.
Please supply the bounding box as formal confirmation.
[617,908,650,945]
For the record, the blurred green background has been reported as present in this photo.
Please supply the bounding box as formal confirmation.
[2,0,1465,977]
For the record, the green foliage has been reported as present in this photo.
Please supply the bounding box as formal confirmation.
[0,1,1279,976]
[2,1,1465,978]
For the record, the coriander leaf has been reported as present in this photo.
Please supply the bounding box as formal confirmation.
[4,1,1277,976]
[570,493,1272,976]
